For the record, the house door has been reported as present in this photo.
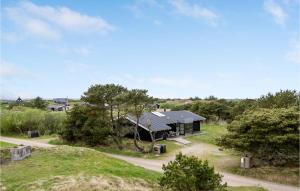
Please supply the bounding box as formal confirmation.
[179,124,185,135]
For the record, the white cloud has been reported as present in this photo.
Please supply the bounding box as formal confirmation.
[4,1,114,40]
[169,0,218,24]
[286,38,300,64]
[264,0,287,25]
[0,60,18,78]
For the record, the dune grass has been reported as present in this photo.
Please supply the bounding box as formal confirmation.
[0,146,161,191]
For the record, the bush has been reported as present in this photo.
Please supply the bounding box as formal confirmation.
[218,107,299,166]
[60,105,111,146]
[160,153,227,191]
[0,108,66,135]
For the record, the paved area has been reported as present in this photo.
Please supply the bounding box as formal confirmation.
[1,136,299,191]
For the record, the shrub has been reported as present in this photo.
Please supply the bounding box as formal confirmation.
[0,108,66,135]
[218,107,299,166]
[60,105,111,146]
[160,153,227,191]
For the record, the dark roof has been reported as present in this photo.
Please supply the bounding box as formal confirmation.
[162,111,206,123]
[53,98,68,103]
[126,110,205,132]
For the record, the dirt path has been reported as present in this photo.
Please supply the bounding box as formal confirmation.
[0,136,55,148]
[1,136,298,191]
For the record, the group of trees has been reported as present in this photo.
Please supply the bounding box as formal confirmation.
[218,90,299,166]
[162,90,299,124]
[61,84,155,152]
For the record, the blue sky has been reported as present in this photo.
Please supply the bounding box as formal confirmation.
[1,0,299,99]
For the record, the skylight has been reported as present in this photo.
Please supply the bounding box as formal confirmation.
[152,111,165,117]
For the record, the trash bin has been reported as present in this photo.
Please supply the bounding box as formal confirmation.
[153,145,161,154]
[160,144,167,153]
[241,156,252,169]
[27,130,40,138]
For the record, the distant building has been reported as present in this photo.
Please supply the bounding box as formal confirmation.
[47,105,66,111]
[53,98,68,105]
[16,97,23,104]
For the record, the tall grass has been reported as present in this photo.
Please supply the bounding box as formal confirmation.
[0,107,66,135]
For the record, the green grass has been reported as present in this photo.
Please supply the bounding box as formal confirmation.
[228,186,268,191]
[186,124,228,145]
[95,139,182,159]
[0,141,16,148]
[49,137,182,159]
[1,146,161,190]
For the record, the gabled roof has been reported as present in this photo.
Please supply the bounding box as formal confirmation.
[162,110,206,123]
[53,98,68,103]
[126,110,205,132]
[126,112,172,131]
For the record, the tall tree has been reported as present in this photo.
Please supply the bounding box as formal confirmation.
[81,84,127,149]
[123,89,154,152]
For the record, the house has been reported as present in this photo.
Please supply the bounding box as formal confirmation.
[53,98,68,105]
[47,105,66,111]
[16,97,23,104]
[126,110,206,141]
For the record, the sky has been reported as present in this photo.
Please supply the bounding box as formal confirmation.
[1,0,299,99]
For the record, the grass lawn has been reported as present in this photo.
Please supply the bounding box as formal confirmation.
[186,123,228,144]
[0,141,16,148]
[1,146,161,191]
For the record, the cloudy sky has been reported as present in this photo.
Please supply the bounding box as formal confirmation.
[1,0,299,99]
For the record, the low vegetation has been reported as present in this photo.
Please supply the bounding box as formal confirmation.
[186,124,228,145]
[160,153,227,191]
[0,146,161,191]
[218,107,299,166]
[0,107,66,135]
[0,141,16,148]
